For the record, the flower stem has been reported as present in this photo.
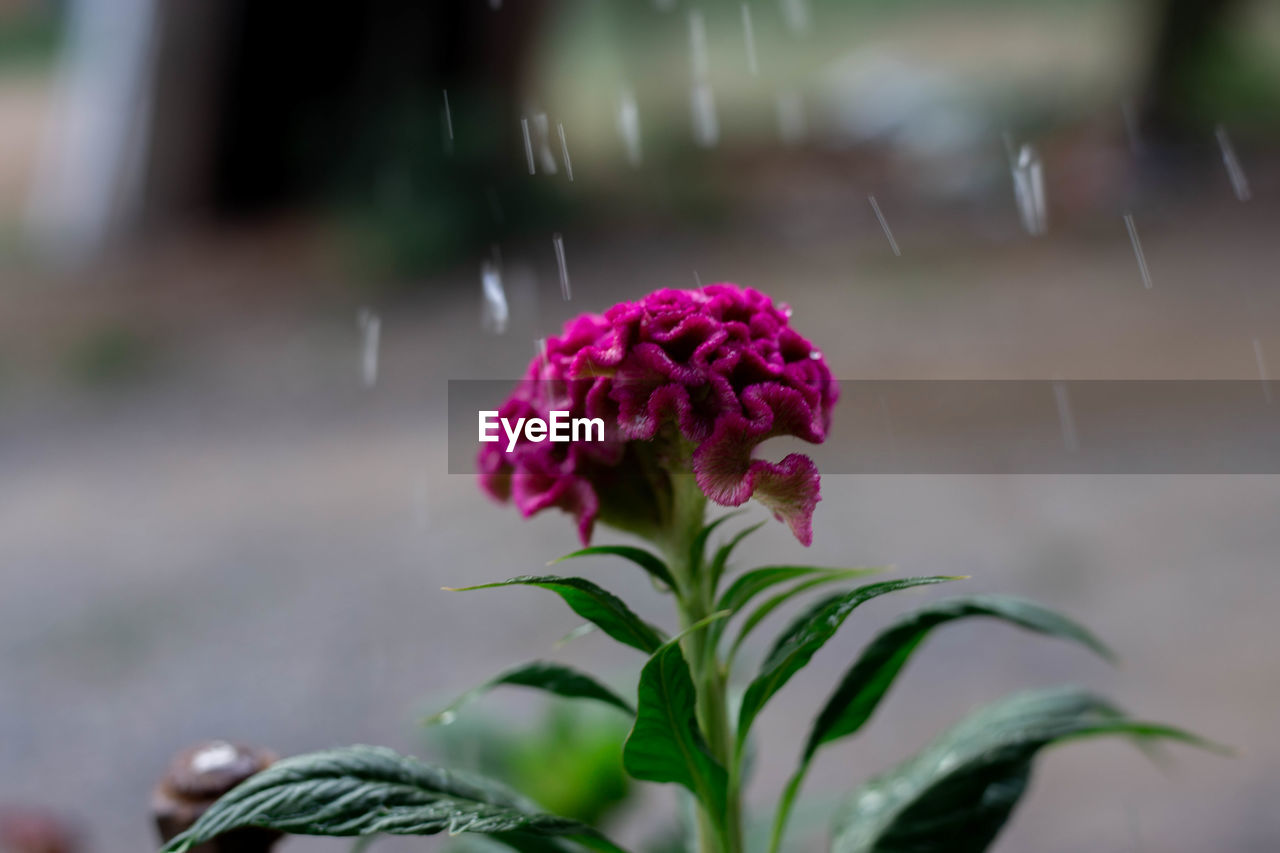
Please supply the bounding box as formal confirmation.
[660,476,743,853]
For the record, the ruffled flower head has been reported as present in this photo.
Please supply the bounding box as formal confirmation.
[478,284,838,545]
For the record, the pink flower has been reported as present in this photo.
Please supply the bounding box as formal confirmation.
[478,284,837,545]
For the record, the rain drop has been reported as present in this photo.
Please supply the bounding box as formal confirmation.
[356,308,381,388]
[617,89,643,168]
[480,258,508,335]
[868,194,901,256]
[1122,212,1152,289]
[532,112,558,175]
[1215,124,1251,202]
[520,116,536,175]
[558,122,574,182]
[689,11,719,148]
[1011,143,1047,236]
[441,88,454,153]
[780,0,811,34]
[553,233,571,301]
[1053,380,1079,452]
[742,4,759,76]
[1253,338,1272,404]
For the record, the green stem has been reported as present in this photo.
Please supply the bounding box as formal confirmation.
[768,762,809,853]
[659,477,743,853]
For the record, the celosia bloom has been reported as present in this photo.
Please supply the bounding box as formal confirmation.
[478,284,837,545]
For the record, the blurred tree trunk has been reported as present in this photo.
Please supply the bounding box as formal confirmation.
[33,0,550,266]
[1138,0,1244,143]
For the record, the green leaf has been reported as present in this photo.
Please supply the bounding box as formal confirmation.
[725,572,886,669]
[716,566,886,618]
[449,576,665,654]
[425,661,635,725]
[551,546,676,591]
[689,511,747,576]
[769,596,1112,852]
[622,639,729,823]
[829,687,1218,853]
[736,577,959,754]
[807,595,1112,760]
[160,745,628,853]
[707,521,767,588]
[714,567,884,660]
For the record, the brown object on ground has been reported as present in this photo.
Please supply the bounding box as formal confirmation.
[151,741,281,853]
[0,808,78,853]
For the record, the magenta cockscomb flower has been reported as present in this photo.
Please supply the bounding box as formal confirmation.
[478,284,837,545]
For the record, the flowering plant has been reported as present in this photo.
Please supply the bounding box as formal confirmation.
[165,285,1211,853]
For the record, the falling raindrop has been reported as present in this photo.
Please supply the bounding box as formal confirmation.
[1122,212,1152,289]
[556,123,574,182]
[777,90,806,146]
[1215,124,1251,202]
[868,195,901,256]
[356,308,381,388]
[693,270,702,287]
[553,233,571,301]
[689,10,710,79]
[780,0,811,34]
[1053,380,1079,452]
[1010,143,1047,236]
[532,113,558,175]
[520,117,536,175]
[617,89,643,168]
[1253,338,1272,403]
[441,89,454,154]
[692,84,720,148]
[689,11,720,148]
[480,258,508,334]
[741,4,759,76]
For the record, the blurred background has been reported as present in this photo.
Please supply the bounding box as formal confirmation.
[2,0,1279,850]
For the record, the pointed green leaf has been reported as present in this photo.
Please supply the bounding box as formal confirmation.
[690,511,747,576]
[830,687,1218,853]
[714,567,884,659]
[707,521,767,588]
[716,566,886,618]
[807,595,1112,760]
[448,576,665,654]
[426,661,635,725]
[769,596,1113,851]
[551,546,676,591]
[736,577,959,753]
[622,639,729,822]
[160,745,628,853]
[725,576,858,668]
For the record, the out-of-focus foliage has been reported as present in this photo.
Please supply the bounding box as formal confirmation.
[428,704,634,829]
[0,4,61,71]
